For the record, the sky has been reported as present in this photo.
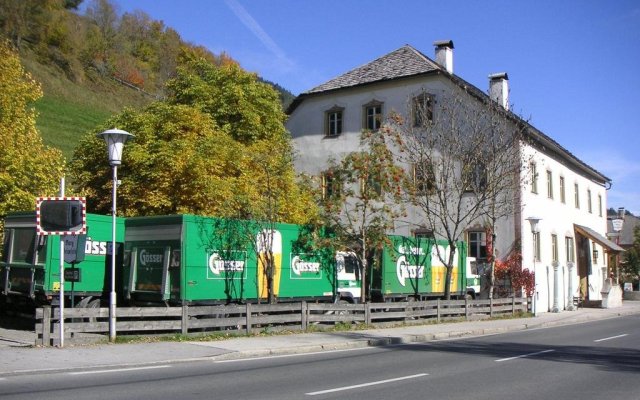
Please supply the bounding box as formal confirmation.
[108,0,640,214]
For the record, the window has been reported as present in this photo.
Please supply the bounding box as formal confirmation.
[598,194,602,217]
[592,242,599,264]
[363,101,383,131]
[533,231,541,262]
[413,163,436,195]
[325,106,344,137]
[546,170,553,199]
[468,231,487,260]
[551,234,558,263]
[321,171,341,200]
[464,163,487,193]
[587,189,592,213]
[574,183,580,209]
[530,162,538,194]
[565,236,575,263]
[559,176,566,203]
[413,93,434,126]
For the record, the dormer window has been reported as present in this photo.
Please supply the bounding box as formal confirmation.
[325,106,344,137]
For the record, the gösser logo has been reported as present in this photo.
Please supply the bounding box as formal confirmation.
[208,253,245,276]
[84,239,107,255]
[139,249,163,266]
[395,244,458,286]
[291,256,320,276]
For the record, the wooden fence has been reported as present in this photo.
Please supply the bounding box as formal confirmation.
[36,297,529,346]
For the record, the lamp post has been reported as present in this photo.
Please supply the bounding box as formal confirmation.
[526,217,541,315]
[98,128,134,342]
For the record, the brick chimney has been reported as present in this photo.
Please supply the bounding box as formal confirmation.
[489,72,509,110]
[433,40,454,74]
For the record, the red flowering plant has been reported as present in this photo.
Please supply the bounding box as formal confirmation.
[494,251,535,297]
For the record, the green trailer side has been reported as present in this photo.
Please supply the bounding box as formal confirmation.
[372,236,467,301]
[0,212,124,310]
[124,214,335,305]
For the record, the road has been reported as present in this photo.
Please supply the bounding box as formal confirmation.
[1,315,638,400]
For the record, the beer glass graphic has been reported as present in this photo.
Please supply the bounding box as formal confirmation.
[257,229,282,299]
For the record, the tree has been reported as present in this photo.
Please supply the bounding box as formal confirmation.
[390,88,527,299]
[166,51,287,143]
[0,40,65,220]
[315,128,406,302]
[622,226,640,286]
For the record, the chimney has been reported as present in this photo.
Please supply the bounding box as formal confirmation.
[489,72,509,110]
[433,40,454,74]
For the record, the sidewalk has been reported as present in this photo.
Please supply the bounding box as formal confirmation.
[1,301,639,377]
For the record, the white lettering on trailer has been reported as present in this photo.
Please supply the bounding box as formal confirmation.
[291,256,320,275]
[139,249,163,266]
[398,245,425,256]
[396,256,424,287]
[84,239,108,255]
[208,253,245,276]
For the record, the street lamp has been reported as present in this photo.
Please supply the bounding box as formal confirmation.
[98,128,134,342]
[526,217,541,315]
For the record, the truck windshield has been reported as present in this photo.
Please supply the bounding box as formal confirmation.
[2,228,47,265]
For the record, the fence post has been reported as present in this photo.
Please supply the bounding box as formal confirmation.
[490,297,494,317]
[301,301,307,330]
[436,299,441,324]
[365,303,371,325]
[41,306,51,347]
[181,304,189,335]
[512,296,516,316]
[465,297,469,321]
[245,303,252,334]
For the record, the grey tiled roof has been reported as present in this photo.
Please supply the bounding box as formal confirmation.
[306,45,441,94]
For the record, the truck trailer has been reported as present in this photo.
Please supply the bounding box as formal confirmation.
[0,212,124,311]
[123,214,360,306]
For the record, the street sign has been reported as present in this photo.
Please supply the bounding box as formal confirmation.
[64,268,81,282]
[612,219,624,232]
[63,235,87,264]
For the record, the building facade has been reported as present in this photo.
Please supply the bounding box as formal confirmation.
[286,41,622,312]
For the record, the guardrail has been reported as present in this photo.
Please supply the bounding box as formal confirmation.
[36,297,530,346]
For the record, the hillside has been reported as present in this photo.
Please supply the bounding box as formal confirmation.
[2,0,294,162]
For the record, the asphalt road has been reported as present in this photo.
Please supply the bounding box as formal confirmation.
[1,315,638,400]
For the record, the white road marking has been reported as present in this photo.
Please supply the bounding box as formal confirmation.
[594,334,628,342]
[215,347,375,363]
[495,349,555,362]
[68,365,171,375]
[306,373,428,396]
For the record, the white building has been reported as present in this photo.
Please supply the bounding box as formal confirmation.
[286,41,623,312]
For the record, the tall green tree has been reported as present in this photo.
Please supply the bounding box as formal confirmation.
[166,51,287,143]
[0,40,65,218]
[622,226,640,285]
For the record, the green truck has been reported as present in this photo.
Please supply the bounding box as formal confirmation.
[123,214,360,305]
[0,212,124,311]
[370,235,479,301]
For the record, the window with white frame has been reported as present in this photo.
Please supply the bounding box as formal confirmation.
[565,236,575,263]
[587,189,592,213]
[468,231,488,260]
[546,170,553,199]
[363,100,383,131]
[413,162,436,195]
[559,176,566,203]
[533,231,541,262]
[413,92,434,126]
[325,106,344,137]
[598,194,602,217]
[530,162,538,194]
[551,234,558,263]
[574,183,580,209]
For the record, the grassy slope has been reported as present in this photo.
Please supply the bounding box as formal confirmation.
[21,51,153,162]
